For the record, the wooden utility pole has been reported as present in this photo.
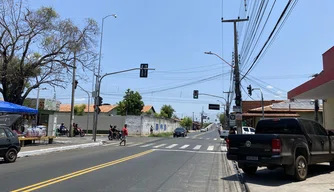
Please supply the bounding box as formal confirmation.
[222,17,249,134]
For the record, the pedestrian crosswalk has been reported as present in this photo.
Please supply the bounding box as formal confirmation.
[103,141,228,152]
[139,143,227,152]
[184,136,225,141]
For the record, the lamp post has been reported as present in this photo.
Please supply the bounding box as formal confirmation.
[92,13,117,142]
[78,85,91,134]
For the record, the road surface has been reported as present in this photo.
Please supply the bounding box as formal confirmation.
[0,128,243,192]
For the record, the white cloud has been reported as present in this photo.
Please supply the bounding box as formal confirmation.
[277,91,282,94]
[267,85,273,89]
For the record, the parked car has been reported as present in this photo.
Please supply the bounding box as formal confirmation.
[0,114,22,163]
[220,129,229,139]
[173,127,187,137]
[226,118,334,181]
[200,128,207,132]
[242,126,255,134]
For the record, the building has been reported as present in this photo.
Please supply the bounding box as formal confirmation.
[288,46,334,129]
[242,100,322,127]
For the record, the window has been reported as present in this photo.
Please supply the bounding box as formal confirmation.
[256,119,302,134]
[300,120,315,135]
[312,122,327,136]
[4,128,15,137]
[243,128,249,132]
[250,128,255,133]
[0,128,7,138]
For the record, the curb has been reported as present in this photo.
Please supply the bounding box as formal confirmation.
[18,141,104,158]
[232,161,250,192]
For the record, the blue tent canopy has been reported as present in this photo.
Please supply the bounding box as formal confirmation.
[0,101,38,114]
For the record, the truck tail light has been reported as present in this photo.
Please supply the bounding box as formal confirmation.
[272,139,281,153]
[226,138,230,149]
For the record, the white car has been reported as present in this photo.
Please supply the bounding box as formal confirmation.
[242,126,255,134]
[220,129,229,139]
[200,128,206,132]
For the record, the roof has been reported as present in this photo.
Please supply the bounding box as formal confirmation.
[242,113,300,117]
[249,100,323,112]
[142,105,155,113]
[242,100,284,113]
[59,104,117,113]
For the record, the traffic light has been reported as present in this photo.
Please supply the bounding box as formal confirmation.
[193,90,199,99]
[247,85,252,96]
[74,80,78,89]
[140,63,148,78]
[97,96,103,106]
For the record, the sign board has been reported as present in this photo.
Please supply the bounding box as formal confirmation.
[233,106,242,113]
[229,114,236,120]
[229,114,236,127]
[208,104,220,110]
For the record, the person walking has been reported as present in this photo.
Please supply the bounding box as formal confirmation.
[120,124,129,146]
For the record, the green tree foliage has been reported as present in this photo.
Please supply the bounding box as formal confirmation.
[217,113,225,124]
[180,117,192,130]
[160,105,175,118]
[116,89,144,116]
[74,104,86,116]
[0,0,99,104]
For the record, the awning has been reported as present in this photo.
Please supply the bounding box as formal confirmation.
[0,101,38,114]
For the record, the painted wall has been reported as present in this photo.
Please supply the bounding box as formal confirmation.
[323,98,334,129]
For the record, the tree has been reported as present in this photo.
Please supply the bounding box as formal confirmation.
[116,89,144,116]
[0,0,99,104]
[160,105,175,118]
[180,117,192,130]
[74,104,86,116]
[217,113,225,124]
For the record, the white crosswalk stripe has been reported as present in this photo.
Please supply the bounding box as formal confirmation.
[207,146,214,151]
[166,144,178,149]
[193,145,201,150]
[153,144,167,148]
[206,138,210,140]
[140,143,155,147]
[180,145,189,149]
[221,145,227,152]
[213,138,217,141]
[199,137,203,139]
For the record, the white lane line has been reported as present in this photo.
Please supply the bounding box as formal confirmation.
[180,145,190,149]
[127,142,144,147]
[199,137,203,139]
[213,138,217,141]
[166,144,178,149]
[153,144,167,148]
[185,136,189,138]
[140,143,155,147]
[207,145,214,151]
[193,145,201,150]
[221,145,227,152]
[102,143,119,146]
[206,138,210,140]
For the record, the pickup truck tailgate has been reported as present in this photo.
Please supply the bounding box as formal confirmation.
[228,134,279,157]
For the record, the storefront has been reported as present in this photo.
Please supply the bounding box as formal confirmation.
[288,46,334,129]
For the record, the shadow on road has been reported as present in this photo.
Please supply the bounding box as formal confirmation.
[222,164,334,187]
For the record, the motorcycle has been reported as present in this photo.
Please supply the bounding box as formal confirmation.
[108,129,122,140]
[57,127,69,136]
[74,127,85,137]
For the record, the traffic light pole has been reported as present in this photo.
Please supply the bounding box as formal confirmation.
[92,67,155,142]
[69,51,77,137]
[222,17,249,134]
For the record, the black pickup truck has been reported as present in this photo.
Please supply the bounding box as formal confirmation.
[226,118,334,181]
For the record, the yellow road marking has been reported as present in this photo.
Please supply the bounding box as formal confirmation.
[11,149,154,192]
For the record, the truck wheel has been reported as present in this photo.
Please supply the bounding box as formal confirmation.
[4,148,18,163]
[294,155,308,181]
[242,166,257,175]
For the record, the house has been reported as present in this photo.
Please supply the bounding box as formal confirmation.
[242,100,284,113]
[58,104,155,116]
[288,46,334,129]
[242,100,323,128]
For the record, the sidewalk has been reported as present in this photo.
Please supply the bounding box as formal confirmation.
[18,135,164,158]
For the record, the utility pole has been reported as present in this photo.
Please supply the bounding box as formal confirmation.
[222,16,249,134]
[201,106,204,128]
[192,112,195,130]
[69,51,77,137]
[223,91,232,129]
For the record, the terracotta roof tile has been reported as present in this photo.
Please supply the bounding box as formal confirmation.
[141,105,153,113]
[242,100,284,113]
[242,113,300,117]
[59,104,116,113]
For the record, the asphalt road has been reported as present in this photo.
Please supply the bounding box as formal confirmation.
[0,127,243,192]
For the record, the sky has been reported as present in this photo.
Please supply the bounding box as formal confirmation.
[26,0,334,121]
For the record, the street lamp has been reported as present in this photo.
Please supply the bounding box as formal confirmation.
[78,85,91,134]
[204,51,234,68]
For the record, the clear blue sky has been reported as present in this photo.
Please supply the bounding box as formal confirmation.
[27,0,334,121]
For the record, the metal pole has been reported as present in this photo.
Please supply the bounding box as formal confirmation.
[87,92,90,133]
[261,90,264,119]
[314,99,319,122]
[69,51,76,137]
[35,87,40,127]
